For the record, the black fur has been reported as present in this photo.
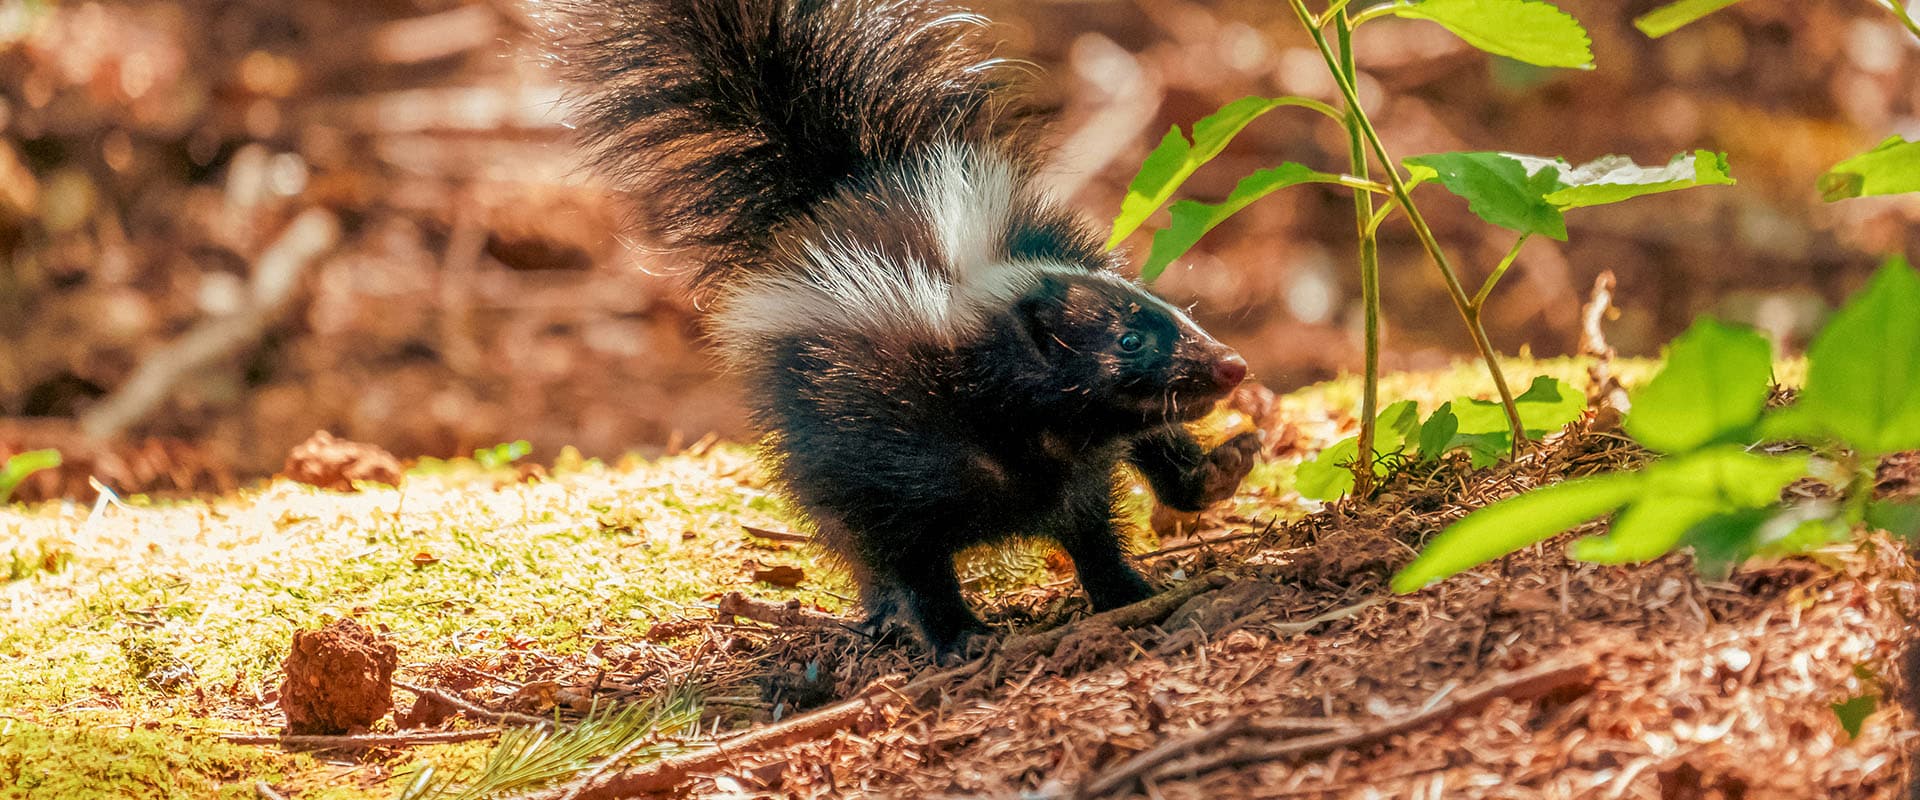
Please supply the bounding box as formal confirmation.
[558,0,1260,657]
[756,273,1255,652]
[553,0,1044,298]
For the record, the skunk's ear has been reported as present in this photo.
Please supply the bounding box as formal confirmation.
[1014,275,1069,360]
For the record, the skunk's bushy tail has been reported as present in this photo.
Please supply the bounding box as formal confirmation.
[553,0,1042,293]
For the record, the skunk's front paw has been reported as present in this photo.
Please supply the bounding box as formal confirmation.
[929,624,993,666]
[1199,432,1262,506]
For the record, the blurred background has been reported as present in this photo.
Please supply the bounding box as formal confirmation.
[0,0,1915,497]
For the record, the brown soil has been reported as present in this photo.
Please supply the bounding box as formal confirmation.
[278,618,401,735]
[280,430,403,492]
[444,421,1916,799]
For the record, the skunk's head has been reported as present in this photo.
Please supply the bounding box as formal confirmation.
[1010,272,1246,427]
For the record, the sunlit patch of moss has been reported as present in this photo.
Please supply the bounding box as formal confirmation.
[0,718,283,800]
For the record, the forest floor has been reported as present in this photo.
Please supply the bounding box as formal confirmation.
[1,358,1914,800]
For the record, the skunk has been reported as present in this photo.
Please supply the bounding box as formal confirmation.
[556,0,1260,656]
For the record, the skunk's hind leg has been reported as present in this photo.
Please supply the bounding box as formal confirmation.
[889,548,989,658]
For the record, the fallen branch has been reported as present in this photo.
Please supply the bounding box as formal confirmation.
[395,681,560,729]
[220,727,502,748]
[1079,656,1599,797]
[255,780,292,800]
[80,209,341,440]
[519,676,910,800]
[714,592,843,630]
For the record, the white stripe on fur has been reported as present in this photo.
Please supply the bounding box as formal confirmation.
[709,144,1088,361]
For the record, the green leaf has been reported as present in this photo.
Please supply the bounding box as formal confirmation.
[1141,163,1331,280]
[1403,152,1568,240]
[1296,401,1425,501]
[1451,376,1583,437]
[1793,257,1920,456]
[1819,136,1920,201]
[1868,501,1920,539]
[1682,507,1775,580]
[1391,0,1595,69]
[1417,402,1459,462]
[1624,319,1773,453]
[475,440,532,469]
[1297,437,1362,501]
[1404,151,1734,239]
[1511,375,1586,433]
[1832,692,1878,739]
[1539,150,1735,208]
[1109,97,1302,249]
[1378,400,1423,449]
[1391,471,1646,592]
[1632,0,1750,38]
[1572,496,1723,564]
[1570,447,1809,564]
[0,449,62,504]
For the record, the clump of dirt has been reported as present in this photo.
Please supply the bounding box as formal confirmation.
[278,619,400,734]
[281,431,403,492]
[1045,621,1131,677]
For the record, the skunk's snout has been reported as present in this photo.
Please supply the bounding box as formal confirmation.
[1211,352,1247,391]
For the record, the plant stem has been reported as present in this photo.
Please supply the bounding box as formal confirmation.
[1332,176,1393,194]
[1472,235,1530,311]
[1285,0,1528,454]
[1338,14,1383,497]
[1316,0,1356,26]
[1348,1,1405,29]
[1876,0,1920,39]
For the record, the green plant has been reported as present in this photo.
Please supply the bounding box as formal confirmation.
[1296,375,1584,500]
[1633,0,1919,199]
[473,440,532,470]
[0,449,61,504]
[1110,0,1733,493]
[1394,257,1920,592]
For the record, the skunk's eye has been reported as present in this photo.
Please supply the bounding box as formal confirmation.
[1118,331,1145,352]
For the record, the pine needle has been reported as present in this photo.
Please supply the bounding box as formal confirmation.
[394,686,702,800]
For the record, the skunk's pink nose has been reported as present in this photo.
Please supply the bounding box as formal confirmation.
[1212,353,1247,390]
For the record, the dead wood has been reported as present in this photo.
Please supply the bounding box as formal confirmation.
[395,680,559,729]
[220,727,503,749]
[714,592,843,630]
[79,210,341,440]
[1079,655,1600,797]
[518,676,910,800]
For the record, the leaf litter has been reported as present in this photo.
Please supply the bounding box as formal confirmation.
[1,367,1914,798]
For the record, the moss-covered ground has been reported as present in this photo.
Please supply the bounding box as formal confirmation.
[0,358,1662,798]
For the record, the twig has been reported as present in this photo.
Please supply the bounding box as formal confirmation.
[1580,271,1629,412]
[557,731,667,800]
[1136,531,1259,559]
[1076,716,1348,799]
[221,728,503,748]
[1081,656,1599,796]
[523,574,1231,799]
[518,677,911,800]
[395,681,560,729]
[741,525,813,545]
[714,591,843,629]
[254,780,292,800]
[80,209,341,439]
